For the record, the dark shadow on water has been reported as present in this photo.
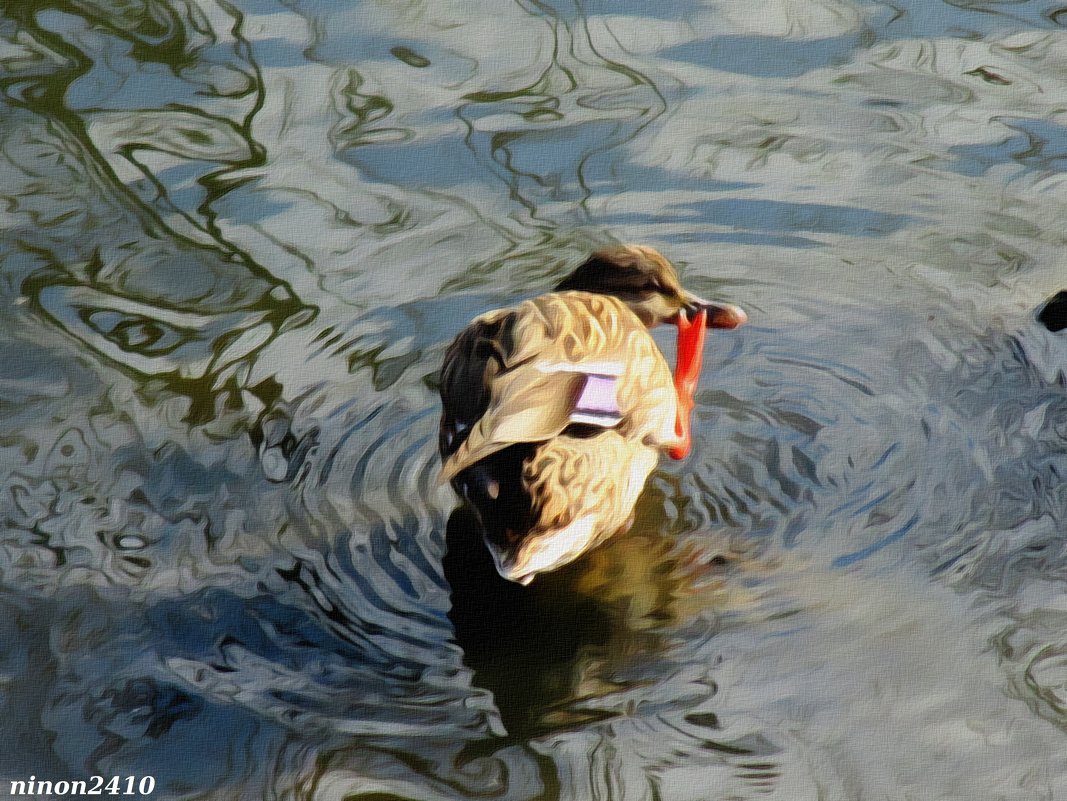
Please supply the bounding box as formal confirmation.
[443,507,616,739]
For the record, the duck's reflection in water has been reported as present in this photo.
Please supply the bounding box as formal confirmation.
[443,492,748,740]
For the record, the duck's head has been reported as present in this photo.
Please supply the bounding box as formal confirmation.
[555,245,748,329]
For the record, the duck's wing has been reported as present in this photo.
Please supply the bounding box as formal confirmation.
[437,307,509,466]
[438,295,641,484]
[438,308,580,483]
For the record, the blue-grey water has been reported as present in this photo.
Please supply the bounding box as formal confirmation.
[2,0,1067,798]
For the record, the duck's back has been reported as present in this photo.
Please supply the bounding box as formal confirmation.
[438,291,678,484]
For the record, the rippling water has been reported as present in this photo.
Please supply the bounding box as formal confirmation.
[3,0,1067,798]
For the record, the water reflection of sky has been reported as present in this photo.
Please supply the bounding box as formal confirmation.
[2,0,1067,799]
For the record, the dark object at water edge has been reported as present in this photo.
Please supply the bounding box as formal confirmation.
[1038,290,1067,333]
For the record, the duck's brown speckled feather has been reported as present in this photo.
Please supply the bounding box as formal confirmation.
[438,291,679,484]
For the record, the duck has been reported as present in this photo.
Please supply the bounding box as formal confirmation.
[438,245,747,585]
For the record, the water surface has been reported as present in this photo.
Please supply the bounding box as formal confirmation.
[2,0,1067,798]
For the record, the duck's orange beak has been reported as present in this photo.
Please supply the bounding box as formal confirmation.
[668,298,746,460]
[668,308,706,460]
